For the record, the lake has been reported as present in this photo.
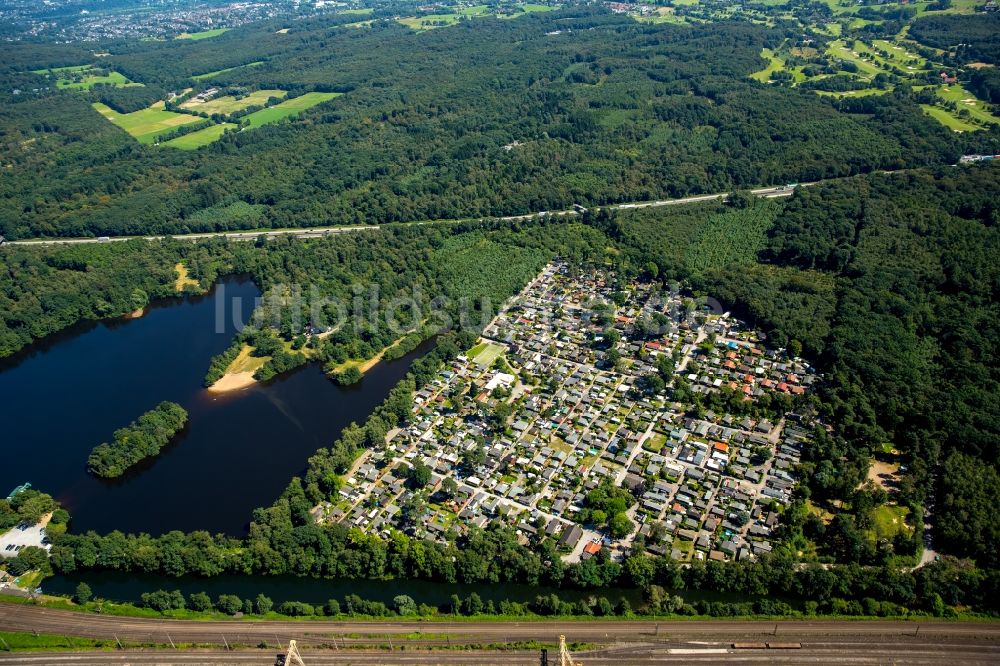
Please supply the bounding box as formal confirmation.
[0,276,428,536]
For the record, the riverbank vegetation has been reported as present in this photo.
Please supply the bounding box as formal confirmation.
[86,402,189,478]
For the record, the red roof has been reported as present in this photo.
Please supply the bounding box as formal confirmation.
[583,542,602,555]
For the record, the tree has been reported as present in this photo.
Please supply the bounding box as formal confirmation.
[216,594,243,615]
[609,512,635,539]
[255,593,274,615]
[440,476,459,500]
[393,594,417,616]
[189,591,213,612]
[406,461,433,488]
[74,582,92,605]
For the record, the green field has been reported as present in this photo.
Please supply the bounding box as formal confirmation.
[468,341,506,366]
[92,101,203,144]
[750,48,785,82]
[935,84,1000,127]
[921,104,981,132]
[871,505,912,541]
[827,40,885,78]
[241,92,340,128]
[181,89,286,115]
[33,65,141,90]
[191,61,264,81]
[176,28,229,40]
[162,122,237,149]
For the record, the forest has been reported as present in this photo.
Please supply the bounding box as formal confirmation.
[86,401,190,478]
[0,239,231,359]
[1,7,993,240]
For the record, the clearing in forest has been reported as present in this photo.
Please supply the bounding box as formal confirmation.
[162,122,238,149]
[92,101,202,144]
[241,92,340,128]
[181,89,287,115]
[32,64,142,90]
[176,28,229,40]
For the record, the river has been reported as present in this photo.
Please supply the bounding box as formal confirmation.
[0,276,428,536]
[43,571,643,608]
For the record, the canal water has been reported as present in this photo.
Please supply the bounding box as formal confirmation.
[43,571,643,608]
[0,276,428,536]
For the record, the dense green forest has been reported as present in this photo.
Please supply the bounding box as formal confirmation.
[86,401,189,478]
[0,240,231,359]
[1,8,991,239]
[700,165,1000,568]
[908,14,1000,66]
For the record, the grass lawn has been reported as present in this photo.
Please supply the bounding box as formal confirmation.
[935,84,999,127]
[750,48,785,82]
[920,104,981,132]
[469,341,505,366]
[58,70,140,90]
[181,89,286,115]
[162,122,237,149]
[816,88,888,98]
[191,61,264,81]
[92,101,202,144]
[226,344,269,375]
[241,92,340,128]
[0,631,124,651]
[176,28,229,40]
[643,432,668,453]
[827,39,885,78]
[33,65,141,90]
[871,505,912,541]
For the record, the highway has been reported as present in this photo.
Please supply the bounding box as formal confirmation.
[1,603,999,663]
[1,184,803,248]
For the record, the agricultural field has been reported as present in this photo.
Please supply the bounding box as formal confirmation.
[161,122,237,149]
[32,64,142,90]
[241,92,340,128]
[176,28,229,40]
[92,101,202,144]
[181,89,286,115]
[191,61,264,81]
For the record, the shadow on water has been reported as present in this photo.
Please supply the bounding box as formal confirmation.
[0,275,431,536]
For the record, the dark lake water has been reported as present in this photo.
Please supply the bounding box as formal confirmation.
[0,276,427,536]
[43,571,643,608]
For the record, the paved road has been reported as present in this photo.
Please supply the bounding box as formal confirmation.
[1,184,805,248]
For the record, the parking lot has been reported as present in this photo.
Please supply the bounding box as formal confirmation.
[0,519,50,558]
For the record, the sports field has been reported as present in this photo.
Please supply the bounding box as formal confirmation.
[181,89,286,115]
[92,101,202,144]
[241,92,340,128]
[162,122,237,149]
